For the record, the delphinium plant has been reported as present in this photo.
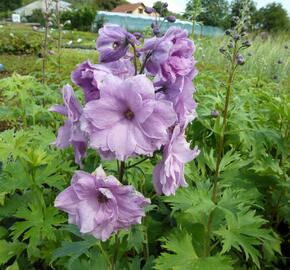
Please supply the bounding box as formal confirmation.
[49,2,198,268]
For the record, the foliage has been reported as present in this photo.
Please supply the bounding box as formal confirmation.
[95,0,129,11]
[61,7,96,31]
[256,3,290,33]
[153,1,169,17]
[0,30,41,55]
[0,18,289,270]
[184,0,229,28]
[26,9,46,26]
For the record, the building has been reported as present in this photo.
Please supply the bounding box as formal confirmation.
[112,2,159,17]
[14,0,72,17]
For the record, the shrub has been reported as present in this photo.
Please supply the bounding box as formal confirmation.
[61,7,96,32]
[0,31,42,55]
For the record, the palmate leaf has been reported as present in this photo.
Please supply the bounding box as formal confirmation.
[215,209,280,268]
[0,240,26,266]
[51,225,98,268]
[11,199,65,253]
[163,186,215,224]
[155,230,233,270]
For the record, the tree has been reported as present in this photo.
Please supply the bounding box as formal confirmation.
[0,0,22,12]
[95,0,128,11]
[183,0,203,37]
[184,0,229,28]
[153,1,169,16]
[228,0,258,28]
[256,3,290,32]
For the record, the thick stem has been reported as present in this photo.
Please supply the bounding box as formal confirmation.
[118,161,125,182]
[139,52,152,74]
[131,43,138,75]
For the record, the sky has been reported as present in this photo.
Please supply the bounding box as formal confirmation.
[129,0,290,15]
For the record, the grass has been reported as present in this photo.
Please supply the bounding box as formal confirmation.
[194,33,290,81]
[0,49,98,83]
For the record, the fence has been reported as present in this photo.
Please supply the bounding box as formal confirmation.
[94,11,223,37]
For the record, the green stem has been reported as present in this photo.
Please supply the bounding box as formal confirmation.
[112,233,120,270]
[119,161,125,183]
[97,242,112,268]
[126,157,149,169]
[205,40,239,256]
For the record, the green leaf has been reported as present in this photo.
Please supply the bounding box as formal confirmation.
[0,240,26,266]
[155,230,233,270]
[51,237,96,268]
[215,210,279,268]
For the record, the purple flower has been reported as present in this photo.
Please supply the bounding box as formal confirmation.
[55,166,150,241]
[49,85,87,166]
[96,24,139,63]
[82,74,177,161]
[72,58,134,103]
[142,27,196,83]
[71,61,109,103]
[166,16,176,23]
[160,78,197,128]
[153,125,199,196]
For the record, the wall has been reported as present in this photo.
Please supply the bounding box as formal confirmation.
[94,11,223,36]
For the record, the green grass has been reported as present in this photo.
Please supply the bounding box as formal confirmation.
[0,49,98,83]
[194,33,290,81]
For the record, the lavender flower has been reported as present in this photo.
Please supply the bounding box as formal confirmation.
[153,125,200,196]
[72,58,134,103]
[55,166,150,241]
[142,27,196,83]
[96,24,139,63]
[156,78,197,128]
[82,74,177,161]
[49,85,87,166]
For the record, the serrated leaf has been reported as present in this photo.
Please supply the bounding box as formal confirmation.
[155,230,233,270]
[0,240,26,266]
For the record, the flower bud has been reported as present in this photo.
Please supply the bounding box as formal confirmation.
[227,42,234,49]
[285,45,289,49]
[243,40,251,47]
[236,54,245,65]
[277,59,283,64]
[273,75,278,80]
[219,47,226,54]
[225,29,231,35]
[211,110,219,118]
[166,16,176,23]
[163,2,168,8]
[133,32,143,40]
[234,34,240,41]
[145,6,155,14]
[153,26,160,36]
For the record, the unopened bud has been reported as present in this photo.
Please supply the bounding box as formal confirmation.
[166,16,176,23]
[236,54,245,65]
[211,110,220,118]
[145,6,155,14]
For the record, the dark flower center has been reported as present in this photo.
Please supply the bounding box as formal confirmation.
[113,41,120,49]
[125,110,134,120]
[97,193,109,203]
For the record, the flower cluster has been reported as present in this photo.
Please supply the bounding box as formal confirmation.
[51,20,199,240]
